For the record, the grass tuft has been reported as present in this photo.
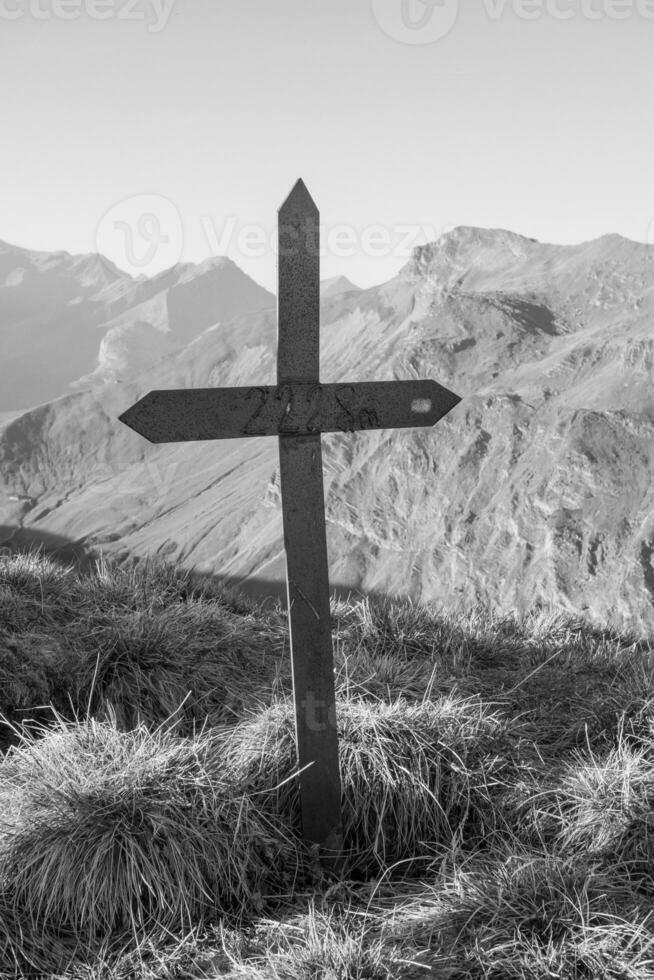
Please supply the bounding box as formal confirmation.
[222,693,514,878]
[0,713,304,976]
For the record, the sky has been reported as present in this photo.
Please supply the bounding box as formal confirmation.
[1,0,653,291]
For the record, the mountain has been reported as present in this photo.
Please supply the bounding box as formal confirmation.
[320,276,360,298]
[0,240,275,411]
[1,227,653,636]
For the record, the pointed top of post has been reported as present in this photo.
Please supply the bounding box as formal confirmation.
[279,178,319,218]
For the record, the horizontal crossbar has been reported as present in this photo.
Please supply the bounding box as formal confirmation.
[119,379,461,443]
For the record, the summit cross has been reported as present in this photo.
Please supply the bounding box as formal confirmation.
[119,179,462,860]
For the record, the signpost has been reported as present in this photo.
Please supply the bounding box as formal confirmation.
[119,179,462,860]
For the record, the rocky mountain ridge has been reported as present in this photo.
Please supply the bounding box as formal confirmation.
[0,240,275,411]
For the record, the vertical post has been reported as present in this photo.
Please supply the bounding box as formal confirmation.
[277,180,343,855]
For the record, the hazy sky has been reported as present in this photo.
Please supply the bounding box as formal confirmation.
[1,0,652,290]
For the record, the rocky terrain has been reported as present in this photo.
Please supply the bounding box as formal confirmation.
[1,228,653,636]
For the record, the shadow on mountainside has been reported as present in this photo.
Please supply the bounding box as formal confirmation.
[0,524,384,610]
[2,525,654,785]
[0,525,95,570]
[2,525,652,638]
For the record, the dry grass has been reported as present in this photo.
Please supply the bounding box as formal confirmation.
[1,547,654,978]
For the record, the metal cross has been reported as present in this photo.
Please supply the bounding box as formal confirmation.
[119,179,461,859]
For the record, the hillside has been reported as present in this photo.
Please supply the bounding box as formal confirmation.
[1,551,654,978]
[1,227,653,635]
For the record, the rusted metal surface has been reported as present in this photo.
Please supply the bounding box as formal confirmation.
[118,379,461,443]
[118,178,463,862]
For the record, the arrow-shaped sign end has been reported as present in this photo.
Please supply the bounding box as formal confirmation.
[279,178,318,219]
[118,392,162,444]
[421,379,463,426]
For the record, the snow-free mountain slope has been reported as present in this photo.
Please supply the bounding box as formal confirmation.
[0,240,131,411]
[1,227,653,636]
[0,241,275,411]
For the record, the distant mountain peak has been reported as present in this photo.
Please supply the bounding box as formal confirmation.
[413,226,540,265]
[0,237,129,283]
[414,226,653,265]
[439,225,539,247]
[73,252,128,285]
[403,225,654,291]
[320,275,361,298]
[175,254,241,282]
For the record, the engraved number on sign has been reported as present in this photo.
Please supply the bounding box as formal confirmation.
[243,387,268,435]
[306,384,323,433]
[335,385,356,432]
[277,385,299,434]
